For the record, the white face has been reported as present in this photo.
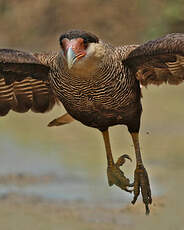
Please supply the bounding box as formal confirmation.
[84,41,105,59]
[76,42,105,65]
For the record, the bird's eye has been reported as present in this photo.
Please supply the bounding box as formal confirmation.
[83,40,88,49]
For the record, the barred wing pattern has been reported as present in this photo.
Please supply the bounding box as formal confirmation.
[124,33,184,86]
[0,49,56,116]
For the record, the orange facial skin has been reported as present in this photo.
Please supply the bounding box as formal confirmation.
[62,38,87,60]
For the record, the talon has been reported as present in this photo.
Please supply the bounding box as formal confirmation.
[107,165,133,192]
[124,188,133,193]
[115,154,132,167]
[122,154,132,162]
[145,204,150,215]
[107,154,133,192]
[132,166,152,215]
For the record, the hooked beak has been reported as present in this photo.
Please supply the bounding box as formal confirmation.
[62,38,87,69]
[66,47,77,69]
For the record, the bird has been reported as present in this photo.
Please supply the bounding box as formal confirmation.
[0,30,184,214]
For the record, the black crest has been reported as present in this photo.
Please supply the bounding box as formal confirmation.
[59,30,99,46]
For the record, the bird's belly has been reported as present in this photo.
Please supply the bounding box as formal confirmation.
[60,95,139,131]
[51,75,141,130]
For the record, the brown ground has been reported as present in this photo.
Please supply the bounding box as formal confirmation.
[0,191,166,230]
[0,173,57,185]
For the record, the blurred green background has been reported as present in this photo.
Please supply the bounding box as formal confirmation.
[0,0,184,230]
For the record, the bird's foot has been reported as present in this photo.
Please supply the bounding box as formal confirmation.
[132,165,152,215]
[107,154,133,193]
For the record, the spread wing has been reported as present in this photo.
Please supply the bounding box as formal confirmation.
[0,49,57,116]
[124,33,184,86]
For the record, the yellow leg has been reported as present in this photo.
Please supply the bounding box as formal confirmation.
[102,129,133,192]
[102,129,114,167]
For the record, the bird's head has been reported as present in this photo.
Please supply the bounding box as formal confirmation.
[59,30,105,71]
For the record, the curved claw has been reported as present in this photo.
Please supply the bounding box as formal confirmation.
[115,154,132,167]
[124,188,133,193]
[129,182,134,187]
[122,154,132,162]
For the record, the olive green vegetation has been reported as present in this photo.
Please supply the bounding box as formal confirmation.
[0,1,184,230]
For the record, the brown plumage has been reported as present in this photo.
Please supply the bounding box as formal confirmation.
[0,30,184,214]
[0,49,56,115]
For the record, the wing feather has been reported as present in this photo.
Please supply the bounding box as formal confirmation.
[124,33,184,86]
[0,49,57,116]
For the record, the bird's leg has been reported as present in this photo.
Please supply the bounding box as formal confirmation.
[102,129,133,193]
[130,132,152,215]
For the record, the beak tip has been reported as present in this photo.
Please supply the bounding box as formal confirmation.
[67,63,73,69]
[66,47,76,69]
